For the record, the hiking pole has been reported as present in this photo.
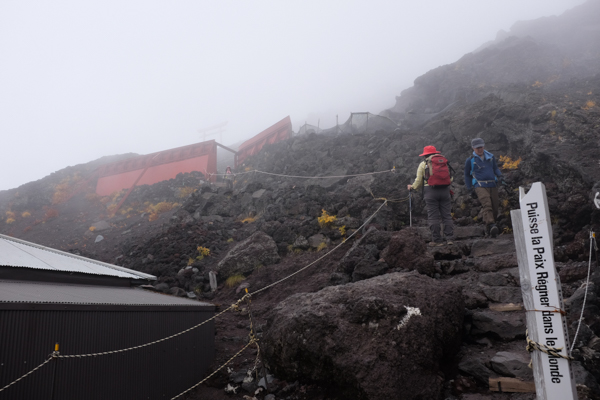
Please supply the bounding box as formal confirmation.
[409,189,412,227]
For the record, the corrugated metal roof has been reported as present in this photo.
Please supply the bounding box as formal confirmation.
[0,280,210,306]
[0,233,155,280]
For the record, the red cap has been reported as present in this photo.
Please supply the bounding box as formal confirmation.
[419,145,440,157]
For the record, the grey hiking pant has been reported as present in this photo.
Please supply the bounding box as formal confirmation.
[424,186,453,242]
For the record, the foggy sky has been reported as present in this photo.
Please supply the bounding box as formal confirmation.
[0,0,586,191]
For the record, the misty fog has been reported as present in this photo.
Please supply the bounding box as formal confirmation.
[0,0,586,191]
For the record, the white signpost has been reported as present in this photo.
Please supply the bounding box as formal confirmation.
[511,182,577,400]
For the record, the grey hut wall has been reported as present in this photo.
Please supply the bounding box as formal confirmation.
[0,307,214,400]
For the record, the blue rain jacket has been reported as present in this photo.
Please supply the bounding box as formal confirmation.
[464,150,503,190]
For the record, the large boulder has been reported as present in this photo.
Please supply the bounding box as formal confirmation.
[262,272,464,400]
[216,231,280,280]
[380,228,434,275]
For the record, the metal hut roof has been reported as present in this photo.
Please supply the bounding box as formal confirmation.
[0,233,155,280]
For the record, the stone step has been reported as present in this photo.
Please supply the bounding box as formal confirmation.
[470,309,526,341]
[416,225,486,240]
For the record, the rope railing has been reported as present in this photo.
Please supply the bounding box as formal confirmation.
[0,198,391,398]
[570,231,597,352]
[209,167,396,179]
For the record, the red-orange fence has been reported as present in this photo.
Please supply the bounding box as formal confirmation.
[235,116,292,168]
[96,140,217,197]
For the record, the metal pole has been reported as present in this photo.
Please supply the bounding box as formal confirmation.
[50,343,59,400]
[409,190,412,227]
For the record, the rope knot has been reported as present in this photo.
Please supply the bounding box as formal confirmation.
[525,330,573,361]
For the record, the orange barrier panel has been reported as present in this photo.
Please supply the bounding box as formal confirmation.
[235,116,292,168]
[96,140,217,196]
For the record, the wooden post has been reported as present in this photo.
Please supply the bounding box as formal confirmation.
[511,182,577,400]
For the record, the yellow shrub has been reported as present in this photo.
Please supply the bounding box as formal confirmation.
[177,187,197,198]
[6,218,15,224]
[187,257,195,266]
[197,246,210,257]
[106,204,119,215]
[338,225,346,236]
[241,216,256,223]
[155,202,177,213]
[120,207,133,215]
[89,226,96,232]
[227,238,234,243]
[146,202,179,221]
[501,198,509,208]
[499,155,522,170]
[225,274,245,288]
[316,242,327,252]
[532,81,543,88]
[583,100,596,111]
[318,209,337,228]
[6,211,15,219]
[21,211,31,218]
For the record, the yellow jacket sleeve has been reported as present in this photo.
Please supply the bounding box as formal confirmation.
[411,161,427,191]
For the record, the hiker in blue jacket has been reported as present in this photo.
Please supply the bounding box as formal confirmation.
[464,138,505,238]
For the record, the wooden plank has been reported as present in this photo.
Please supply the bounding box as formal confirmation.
[489,377,536,393]
[489,303,524,312]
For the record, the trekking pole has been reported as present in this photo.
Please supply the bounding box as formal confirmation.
[409,189,412,227]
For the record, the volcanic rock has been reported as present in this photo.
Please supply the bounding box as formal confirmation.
[216,231,280,281]
[380,228,434,275]
[262,272,464,400]
[470,309,525,340]
[489,351,533,380]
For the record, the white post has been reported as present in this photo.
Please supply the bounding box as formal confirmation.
[512,182,577,400]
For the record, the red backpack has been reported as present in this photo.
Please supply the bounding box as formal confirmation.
[424,154,452,186]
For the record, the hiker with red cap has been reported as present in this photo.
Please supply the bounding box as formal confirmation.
[407,145,454,246]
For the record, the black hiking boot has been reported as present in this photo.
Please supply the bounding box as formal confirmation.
[489,224,499,238]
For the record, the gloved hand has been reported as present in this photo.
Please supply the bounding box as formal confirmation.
[499,177,508,186]
[470,190,478,199]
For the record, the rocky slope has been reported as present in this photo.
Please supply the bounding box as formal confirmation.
[2,2,600,399]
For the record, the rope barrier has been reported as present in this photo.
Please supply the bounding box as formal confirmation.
[171,198,390,398]
[526,329,573,361]
[209,168,395,179]
[172,289,262,399]
[570,231,596,352]
[55,294,249,359]
[0,357,53,393]
[170,338,257,400]
[1,197,391,396]
[251,199,388,296]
